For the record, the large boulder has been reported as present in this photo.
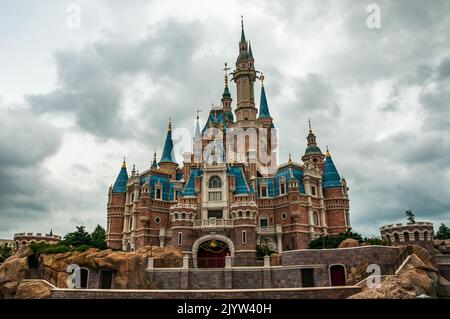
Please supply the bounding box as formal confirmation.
[338,238,359,248]
[349,253,450,299]
[14,280,52,299]
[0,247,33,298]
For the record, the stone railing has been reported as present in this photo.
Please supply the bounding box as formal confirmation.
[380,222,433,230]
[14,232,62,240]
[192,218,234,229]
[256,226,276,234]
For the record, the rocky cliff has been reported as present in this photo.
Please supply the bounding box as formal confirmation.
[349,245,450,299]
[0,245,182,298]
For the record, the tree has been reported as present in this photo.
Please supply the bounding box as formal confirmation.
[436,223,450,240]
[0,243,12,263]
[405,210,416,223]
[91,225,107,249]
[62,226,92,247]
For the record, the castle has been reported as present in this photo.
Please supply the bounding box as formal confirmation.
[106,19,350,266]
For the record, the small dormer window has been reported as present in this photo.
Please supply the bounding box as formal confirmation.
[261,185,268,198]
[155,184,162,200]
[280,182,286,195]
[311,186,316,196]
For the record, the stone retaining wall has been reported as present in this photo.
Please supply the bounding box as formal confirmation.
[50,286,361,299]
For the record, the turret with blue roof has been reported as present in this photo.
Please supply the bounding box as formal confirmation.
[301,119,325,163]
[112,158,129,193]
[322,146,342,188]
[158,118,178,179]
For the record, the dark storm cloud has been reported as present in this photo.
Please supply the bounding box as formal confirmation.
[420,56,450,132]
[26,19,207,142]
[292,73,341,117]
[0,108,63,231]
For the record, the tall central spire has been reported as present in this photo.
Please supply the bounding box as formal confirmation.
[240,15,246,43]
[234,16,257,122]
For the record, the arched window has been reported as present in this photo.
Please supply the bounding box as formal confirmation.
[403,232,410,242]
[208,176,222,189]
[394,233,400,243]
[313,212,320,226]
[414,231,420,241]
[385,235,391,245]
[424,231,429,241]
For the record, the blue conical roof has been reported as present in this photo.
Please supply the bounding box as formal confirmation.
[159,120,176,164]
[323,151,341,188]
[258,86,271,118]
[112,161,128,193]
[151,150,158,169]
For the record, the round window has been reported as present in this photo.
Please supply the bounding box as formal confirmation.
[154,217,161,224]
[281,212,288,220]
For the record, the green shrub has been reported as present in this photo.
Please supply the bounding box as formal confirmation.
[76,244,91,252]
[41,245,70,254]
[29,242,52,254]
[363,237,386,246]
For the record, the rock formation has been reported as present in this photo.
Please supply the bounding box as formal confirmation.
[0,245,182,298]
[349,245,450,299]
[338,238,359,248]
[433,239,450,254]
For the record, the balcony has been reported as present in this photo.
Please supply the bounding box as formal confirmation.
[256,226,276,234]
[193,218,234,229]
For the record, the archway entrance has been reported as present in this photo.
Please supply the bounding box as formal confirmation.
[329,265,346,286]
[197,240,230,268]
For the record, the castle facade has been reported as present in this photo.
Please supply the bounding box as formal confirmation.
[106,19,350,266]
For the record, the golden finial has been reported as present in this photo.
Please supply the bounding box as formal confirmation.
[308,118,312,133]
[260,72,265,87]
[196,108,201,120]
[223,62,230,87]
[168,117,172,132]
[288,153,293,164]
[153,149,157,160]
[326,146,331,157]
[122,157,126,168]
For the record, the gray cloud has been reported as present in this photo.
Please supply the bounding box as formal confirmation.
[1,1,450,239]
[0,108,62,232]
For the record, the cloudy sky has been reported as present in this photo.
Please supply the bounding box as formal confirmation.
[0,0,449,239]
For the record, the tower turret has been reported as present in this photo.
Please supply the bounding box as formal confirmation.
[301,119,325,164]
[158,118,178,179]
[112,159,129,193]
[151,149,158,170]
[322,146,350,234]
[221,63,233,123]
[233,16,257,122]
[107,159,128,249]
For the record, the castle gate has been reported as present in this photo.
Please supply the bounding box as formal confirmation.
[197,240,230,268]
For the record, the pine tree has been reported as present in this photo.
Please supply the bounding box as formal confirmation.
[436,223,450,240]
[91,225,107,250]
[405,210,416,223]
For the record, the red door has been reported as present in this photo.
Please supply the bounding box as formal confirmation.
[330,265,346,286]
[197,240,230,268]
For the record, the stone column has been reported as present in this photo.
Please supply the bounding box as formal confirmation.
[147,257,154,269]
[276,225,283,253]
[264,255,270,268]
[225,255,232,268]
